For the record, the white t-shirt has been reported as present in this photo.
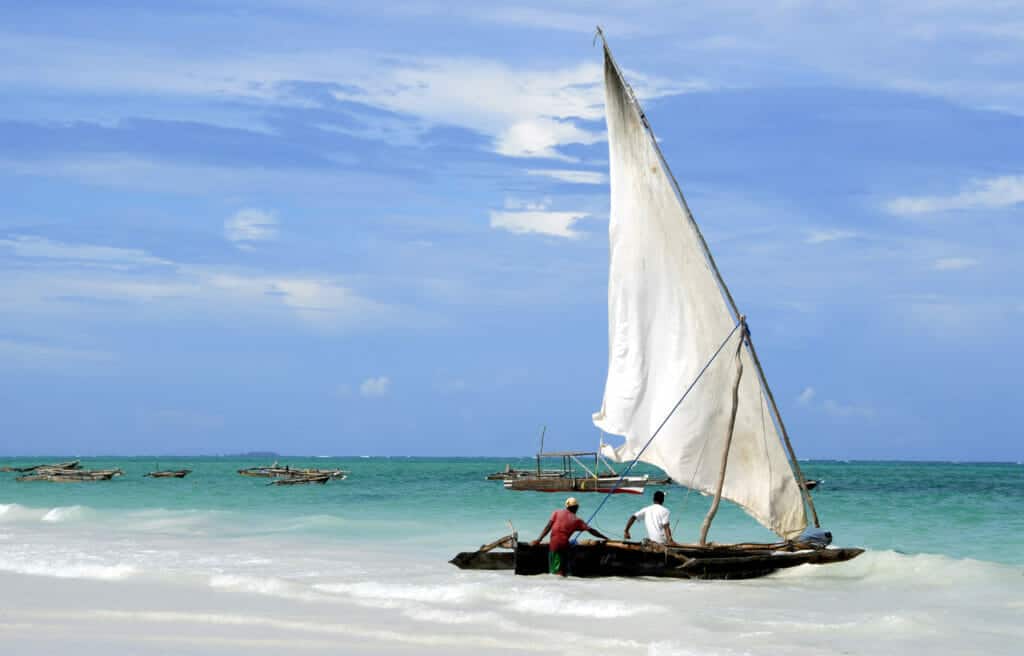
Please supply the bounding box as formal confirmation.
[633,503,671,543]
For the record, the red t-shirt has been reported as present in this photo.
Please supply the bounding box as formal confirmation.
[548,509,588,552]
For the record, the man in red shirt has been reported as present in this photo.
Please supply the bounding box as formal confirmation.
[531,496,609,576]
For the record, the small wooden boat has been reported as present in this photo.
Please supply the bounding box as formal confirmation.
[145,469,192,478]
[500,451,648,494]
[268,473,344,486]
[17,468,123,482]
[2,460,81,473]
[239,463,348,479]
[451,534,863,580]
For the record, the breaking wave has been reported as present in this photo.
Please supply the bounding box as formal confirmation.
[42,505,86,522]
[0,557,136,580]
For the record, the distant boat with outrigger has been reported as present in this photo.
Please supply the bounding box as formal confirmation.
[486,426,665,493]
[0,460,81,473]
[452,30,862,579]
[17,466,123,483]
[238,462,348,485]
[145,469,192,478]
[502,449,649,494]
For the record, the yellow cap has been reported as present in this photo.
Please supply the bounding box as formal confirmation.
[565,496,579,508]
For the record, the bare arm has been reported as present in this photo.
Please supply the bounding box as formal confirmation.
[587,526,609,541]
[531,519,553,546]
[663,523,677,546]
[623,515,637,540]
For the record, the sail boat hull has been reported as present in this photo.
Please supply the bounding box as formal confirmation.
[450,537,863,580]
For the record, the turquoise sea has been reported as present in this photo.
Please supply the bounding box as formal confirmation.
[1,457,1022,655]
[2,457,1022,562]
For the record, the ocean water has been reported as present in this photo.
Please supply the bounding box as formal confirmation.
[1,457,1021,654]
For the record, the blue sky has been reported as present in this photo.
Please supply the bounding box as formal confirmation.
[1,1,1021,459]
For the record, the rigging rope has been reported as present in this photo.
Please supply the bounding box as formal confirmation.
[573,319,744,542]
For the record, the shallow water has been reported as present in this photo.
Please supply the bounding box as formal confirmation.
[1,458,1022,654]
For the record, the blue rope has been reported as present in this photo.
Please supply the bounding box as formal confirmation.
[573,320,743,543]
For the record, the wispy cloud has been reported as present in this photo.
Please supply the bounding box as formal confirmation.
[527,169,607,185]
[796,386,816,405]
[336,58,611,160]
[0,235,170,268]
[805,229,857,244]
[225,209,279,249]
[0,238,399,332]
[886,175,1024,215]
[933,257,977,271]
[359,376,390,397]
[490,209,588,239]
[0,30,691,161]
[0,155,400,197]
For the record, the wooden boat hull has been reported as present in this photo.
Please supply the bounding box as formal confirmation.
[17,468,122,482]
[450,536,864,580]
[2,460,81,473]
[269,473,346,485]
[240,466,348,479]
[146,470,192,478]
[503,475,647,494]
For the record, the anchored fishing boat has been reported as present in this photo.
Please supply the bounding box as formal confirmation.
[145,469,192,478]
[268,473,344,486]
[1,460,81,473]
[501,450,648,494]
[17,468,123,482]
[452,30,862,579]
[238,463,348,480]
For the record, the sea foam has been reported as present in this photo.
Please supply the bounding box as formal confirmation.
[314,581,478,604]
[0,557,137,580]
[506,592,665,619]
[42,505,85,523]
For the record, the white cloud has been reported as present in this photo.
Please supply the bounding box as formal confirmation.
[886,175,1024,215]
[495,117,603,160]
[490,210,588,239]
[0,235,170,268]
[0,155,399,197]
[805,229,857,244]
[933,257,977,271]
[225,209,278,247]
[0,30,701,160]
[0,238,398,333]
[527,169,607,185]
[796,387,816,405]
[359,376,390,397]
[334,58,618,160]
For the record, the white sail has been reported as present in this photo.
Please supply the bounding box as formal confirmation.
[592,47,807,539]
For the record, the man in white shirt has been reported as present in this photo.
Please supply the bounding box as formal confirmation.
[623,490,676,545]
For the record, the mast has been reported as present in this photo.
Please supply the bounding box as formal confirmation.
[596,27,819,528]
